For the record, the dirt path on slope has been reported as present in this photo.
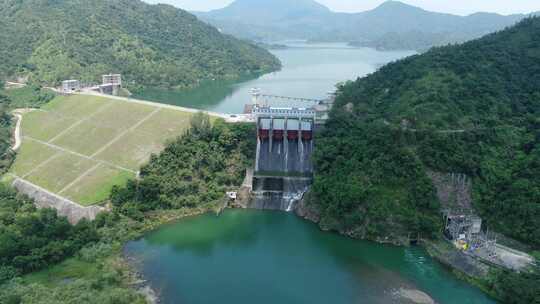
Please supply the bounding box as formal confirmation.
[11,109,34,151]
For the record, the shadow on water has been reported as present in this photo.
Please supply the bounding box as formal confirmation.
[132,210,287,257]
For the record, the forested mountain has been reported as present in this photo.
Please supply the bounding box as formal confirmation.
[195,0,532,51]
[310,17,540,248]
[195,0,337,41]
[204,0,331,22]
[0,0,280,89]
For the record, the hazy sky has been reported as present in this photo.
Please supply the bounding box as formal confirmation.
[145,0,540,16]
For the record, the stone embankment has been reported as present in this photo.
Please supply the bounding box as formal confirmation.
[12,178,106,224]
[425,240,491,278]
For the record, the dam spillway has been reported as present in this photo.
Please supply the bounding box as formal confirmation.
[249,104,317,211]
[255,108,315,174]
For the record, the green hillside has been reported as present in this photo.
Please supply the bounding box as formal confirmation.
[311,17,540,247]
[0,0,280,89]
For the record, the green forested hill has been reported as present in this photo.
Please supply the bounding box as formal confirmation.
[312,18,540,247]
[0,0,280,89]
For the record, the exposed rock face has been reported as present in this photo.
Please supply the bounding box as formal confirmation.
[294,197,321,223]
[427,171,472,210]
[12,178,106,224]
[295,197,410,245]
[234,186,252,208]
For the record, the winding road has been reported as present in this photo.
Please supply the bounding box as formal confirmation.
[11,109,30,151]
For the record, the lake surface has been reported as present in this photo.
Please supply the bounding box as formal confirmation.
[125,210,495,304]
[133,43,415,113]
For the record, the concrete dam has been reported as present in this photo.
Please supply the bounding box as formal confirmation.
[247,90,333,211]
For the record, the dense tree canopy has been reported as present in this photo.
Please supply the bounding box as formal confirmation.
[312,17,540,246]
[0,185,99,283]
[0,0,280,89]
[488,268,540,304]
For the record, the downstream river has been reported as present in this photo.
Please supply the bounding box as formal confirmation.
[125,210,495,304]
[133,42,415,113]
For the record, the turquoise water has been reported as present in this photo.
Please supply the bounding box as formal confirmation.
[133,43,415,113]
[125,210,495,304]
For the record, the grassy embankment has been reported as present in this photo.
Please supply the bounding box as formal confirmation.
[8,94,193,206]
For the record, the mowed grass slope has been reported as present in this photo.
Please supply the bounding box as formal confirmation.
[10,94,193,206]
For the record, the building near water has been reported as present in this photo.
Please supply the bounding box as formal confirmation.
[62,80,80,93]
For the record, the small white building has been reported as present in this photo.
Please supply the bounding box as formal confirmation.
[62,80,80,93]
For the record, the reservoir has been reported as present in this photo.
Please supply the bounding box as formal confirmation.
[125,210,495,304]
[133,42,415,113]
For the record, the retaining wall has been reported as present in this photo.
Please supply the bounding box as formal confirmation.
[12,178,106,224]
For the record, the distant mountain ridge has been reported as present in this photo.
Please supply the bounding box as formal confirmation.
[196,0,535,51]
[0,0,280,89]
[207,0,331,22]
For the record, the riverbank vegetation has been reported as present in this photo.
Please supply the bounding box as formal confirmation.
[0,0,280,89]
[310,17,540,303]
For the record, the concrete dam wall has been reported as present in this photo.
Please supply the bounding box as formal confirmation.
[256,139,313,174]
[249,108,316,211]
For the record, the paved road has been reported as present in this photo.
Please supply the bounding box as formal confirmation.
[77,90,255,123]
